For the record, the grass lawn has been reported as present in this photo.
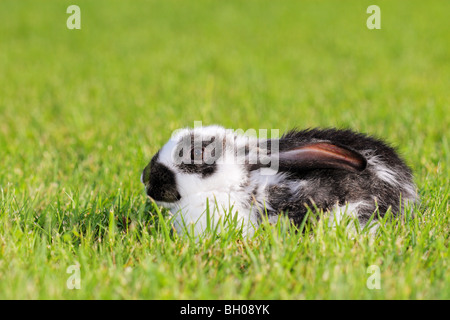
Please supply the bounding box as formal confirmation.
[0,0,448,299]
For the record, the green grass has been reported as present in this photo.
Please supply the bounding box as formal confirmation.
[0,0,448,299]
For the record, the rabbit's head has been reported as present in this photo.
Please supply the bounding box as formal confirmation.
[141,125,261,207]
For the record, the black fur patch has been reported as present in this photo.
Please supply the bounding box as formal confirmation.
[144,153,181,202]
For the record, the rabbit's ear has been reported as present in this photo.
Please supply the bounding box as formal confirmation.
[276,142,367,172]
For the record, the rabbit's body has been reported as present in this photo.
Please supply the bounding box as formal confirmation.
[142,126,417,236]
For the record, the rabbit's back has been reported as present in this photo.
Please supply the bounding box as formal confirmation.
[264,128,417,225]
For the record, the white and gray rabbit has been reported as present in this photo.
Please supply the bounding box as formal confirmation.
[141,125,417,237]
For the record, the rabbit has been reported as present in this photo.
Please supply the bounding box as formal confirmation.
[141,125,417,237]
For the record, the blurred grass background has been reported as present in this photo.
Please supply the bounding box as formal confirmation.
[0,0,448,299]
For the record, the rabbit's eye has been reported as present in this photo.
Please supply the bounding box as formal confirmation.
[190,147,204,162]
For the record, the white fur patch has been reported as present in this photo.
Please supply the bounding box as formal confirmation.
[168,191,257,238]
[329,201,363,226]
[329,201,379,236]
[153,125,262,237]
[367,156,399,186]
[367,154,417,202]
